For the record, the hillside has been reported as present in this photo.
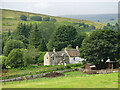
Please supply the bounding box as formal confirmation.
[2,9,105,32]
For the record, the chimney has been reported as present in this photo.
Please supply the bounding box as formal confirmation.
[76,46,79,51]
[64,48,67,53]
[53,48,55,53]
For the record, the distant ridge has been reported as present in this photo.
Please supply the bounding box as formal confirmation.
[61,14,118,24]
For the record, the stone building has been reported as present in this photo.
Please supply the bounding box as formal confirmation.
[44,46,84,65]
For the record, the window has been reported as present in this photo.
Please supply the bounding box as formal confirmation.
[53,57,54,60]
[74,57,75,61]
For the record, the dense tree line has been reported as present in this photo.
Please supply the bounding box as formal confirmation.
[2,20,119,69]
[2,22,87,68]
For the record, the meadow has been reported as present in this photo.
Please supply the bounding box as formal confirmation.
[2,71,118,88]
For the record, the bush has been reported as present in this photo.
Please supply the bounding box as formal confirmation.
[31,16,42,21]
[50,18,56,22]
[20,15,27,21]
[43,16,50,21]
[2,56,7,69]
[66,63,83,69]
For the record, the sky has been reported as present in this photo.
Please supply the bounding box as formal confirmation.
[0,0,119,16]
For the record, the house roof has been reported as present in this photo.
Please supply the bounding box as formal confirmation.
[66,49,80,57]
[47,48,80,57]
[48,51,68,57]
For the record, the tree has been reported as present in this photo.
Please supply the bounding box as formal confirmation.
[80,30,120,64]
[107,23,111,27]
[8,29,11,37]
[50,18,56,22]
[2,56,7,69]
[38,22,56,43]
[71,33,87,48]
[43,16,50,21]
[6,49,24,68]
[31,16,42,21]
[20,15,27,21]
[13,35,29,48]
[21,49,33,66]
[47,25,77,51]
[3,40,24,56]
[14,23,31,38]
[37,51,46,63]
[29,24,42,48]
[38,39,47,51]
[114,23,119,31]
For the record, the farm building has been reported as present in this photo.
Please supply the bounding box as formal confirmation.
[85,61,119,70]
[44,46,84,65]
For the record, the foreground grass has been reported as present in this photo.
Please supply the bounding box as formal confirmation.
[2,71,118,88]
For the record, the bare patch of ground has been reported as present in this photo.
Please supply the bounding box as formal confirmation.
[43,72,65,78]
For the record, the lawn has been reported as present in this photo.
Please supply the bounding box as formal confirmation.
[2,71,118,88]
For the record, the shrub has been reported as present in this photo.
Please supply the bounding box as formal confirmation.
[20,15,27,21]
[43,16,50,21]
[31,16,42,21]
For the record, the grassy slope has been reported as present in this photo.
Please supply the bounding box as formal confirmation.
[2,71,118,88]
[2,9,105,32]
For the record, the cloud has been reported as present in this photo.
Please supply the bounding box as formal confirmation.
[1,0,119,2]
[34,2,48,9]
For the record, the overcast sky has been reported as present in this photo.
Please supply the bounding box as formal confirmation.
[1,0,119,16]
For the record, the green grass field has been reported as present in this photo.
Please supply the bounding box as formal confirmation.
[2,71,118,88]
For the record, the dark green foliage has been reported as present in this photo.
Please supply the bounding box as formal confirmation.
[80,30,120,64]
[71,33,87,48]
[103,23,119,32]
[43,16,50,21]
[6,49,24,68]
[8,29,11,36]
[14,23,31,38]
[3,39,24,56]
[66,63,83,69]
[29,24,42,48]
[50,18,56,22]
[37,51,46,63]
[38,22,56,43]
[22,49,33,66]
[107,23,111,27]
[31,16,42,21]
[2,56,7,69]
[20,15,27,21]
[13,35,29,47]
[38,39,47,51]
[47,25,77,51]
[74,23,95,31]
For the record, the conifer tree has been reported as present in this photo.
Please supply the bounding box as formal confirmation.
[29,24,42,48]
[38,39,47,51]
